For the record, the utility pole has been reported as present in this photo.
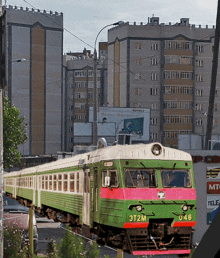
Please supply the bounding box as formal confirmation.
[0,0,3,255]
[205,0,220,150]
[0,0,6,256]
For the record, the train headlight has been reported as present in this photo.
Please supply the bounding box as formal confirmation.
[182,205,188,211]
[136,205,142,212]
[151,144,162,156]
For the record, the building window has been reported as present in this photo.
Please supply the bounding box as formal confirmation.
[150,132,158,140]
[88,81,93,88]
[163,116,191,124]
[196,118,203,125]
[151,118,158,125]
[75,93,81,99]
[164,101,192,109]
[150,88,158,95]
[195,74,203,82]
[136,58,142,65]
[195,103,203,111]
[135,88,142,95]
[74,71,87,77]
[164,130,191,139]
[151,58,158,65]
[165,56,192,65]
[75,114,85,121]
[164,71,192,80]
[151,73,157,81]
[165,40,192,50]
[196,59,203,67]
[75,81,86,88]
[151,43,158,50]
[195,45,204,53]
[164,85,192,95]
[180,56,192,65]
[88,71,94,77]
[135,43,142,49]
[215,104,218,111]
[195,89,203,96]
[88,93,93,99]
[151,103,158,110]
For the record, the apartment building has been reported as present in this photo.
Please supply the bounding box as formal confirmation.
[64,46,107,151]
[4,5,63,155]
[107,17,218,147]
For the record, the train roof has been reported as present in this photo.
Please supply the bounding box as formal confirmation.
[4,143,192,177]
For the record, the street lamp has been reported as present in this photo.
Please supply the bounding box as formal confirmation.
[92,21,124,146]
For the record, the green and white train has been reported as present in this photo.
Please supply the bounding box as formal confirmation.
[4,142,196,256]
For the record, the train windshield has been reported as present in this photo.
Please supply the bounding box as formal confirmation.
[161,170,191,188]
[125,169,157,188]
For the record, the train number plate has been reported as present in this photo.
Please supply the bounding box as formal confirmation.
[179,214,192,221]
[129,215,147,222]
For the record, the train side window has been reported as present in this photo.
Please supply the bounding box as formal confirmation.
[102,170,119,187]
[53,175,57,191]
[63,174,68,192]
[45,176,48,190]
[70,173,75,192]
[49,175,52,190]
[30,177,33,188]
[76,172,79,193]
[42,176,44,189]
[39,176,41,190]
[102,170,108,186]
[58,174,62,191]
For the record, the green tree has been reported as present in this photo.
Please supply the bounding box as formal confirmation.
[85,241,100,258]
[47,239,59,258]
[3,224,35,258]
[3,96,27,168]
[58,225,85,258]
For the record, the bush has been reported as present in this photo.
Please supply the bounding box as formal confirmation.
[85,240,100,258]
[3,224,36,258]
[57,226,84,258]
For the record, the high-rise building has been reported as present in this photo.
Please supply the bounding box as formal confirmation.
[107,17,218,147]
[4,5,63,155]
[64,46,107,151]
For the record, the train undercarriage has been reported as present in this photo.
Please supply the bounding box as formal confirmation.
[8,194,192,257]
[93,219,192,257]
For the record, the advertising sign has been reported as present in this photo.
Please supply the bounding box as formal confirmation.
[207,182,220,194]
[207,167,220,179]
[207,196,220,208]
[124,117,144,134]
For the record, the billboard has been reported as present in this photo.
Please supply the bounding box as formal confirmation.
[207,182,220,194]
[124,117,144,134]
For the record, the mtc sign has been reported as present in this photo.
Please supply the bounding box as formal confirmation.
[207,182,220,194]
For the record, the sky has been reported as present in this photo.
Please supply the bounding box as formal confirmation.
[4,0,219,54]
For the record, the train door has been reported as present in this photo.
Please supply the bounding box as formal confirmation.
[13,178,16,198]
[90,167,99,224]
[33,176,36,205]
[38,176,41,208]
[83,169,90,225]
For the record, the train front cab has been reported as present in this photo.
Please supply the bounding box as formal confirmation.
[99,157,196,257]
